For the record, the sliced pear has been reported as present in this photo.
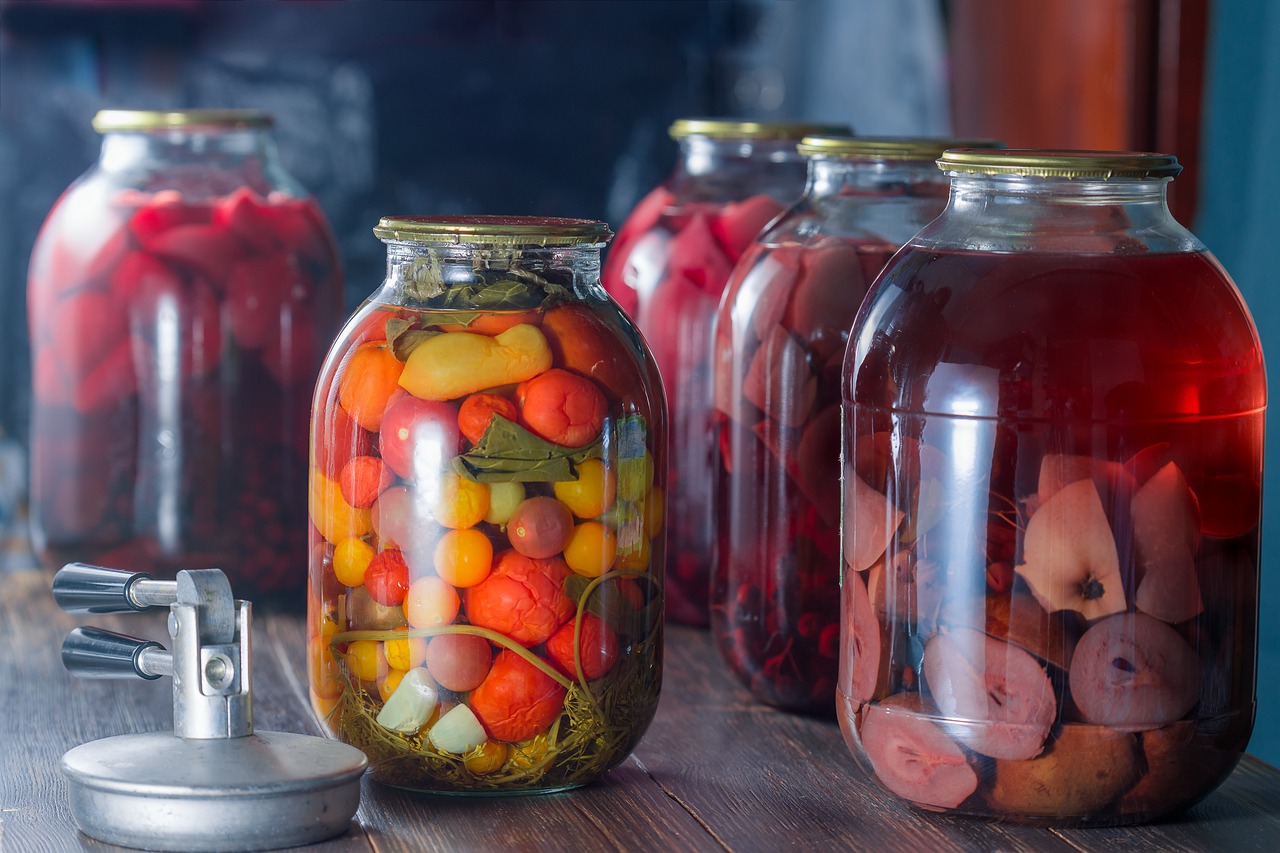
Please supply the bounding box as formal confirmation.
[845,474,905,573]
[987,724,1140,817]
[376,668,438,733]
[1016,478,1126,620]
[1132,461,1203,624]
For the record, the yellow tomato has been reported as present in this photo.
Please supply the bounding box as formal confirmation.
[384,627,428,671]
[434,472,490,529]
[563,520,617,578]
[464,740,510,775]
[434,528,495,588]
[346,639,386,683]
[554,458,617,519]
[333,537,375,587]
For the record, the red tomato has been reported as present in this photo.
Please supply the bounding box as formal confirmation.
[457,393,519,445]
[378,395,462,480]
[365,549,411,606]
[425,633,493,692]
[463,551,573,647]
[468,650,567,743]
[545,614,619,681]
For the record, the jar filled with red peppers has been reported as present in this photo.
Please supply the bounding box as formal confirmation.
[712,137,1001,713]
[603,118,847,626]
[308,216,666,793]
[26,110,343,598]
[840,150,1264,823]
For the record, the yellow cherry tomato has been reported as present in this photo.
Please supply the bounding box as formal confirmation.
[434,472,490,529]
[553,458,617,519]
[434,528,494,588]
[563,520,617,578]
[384,626,428,671]
[464,740,510,775]
[378,667,406,702]
[346,639,386,683]
[644,485,665,539]
[333,537,375,587]
[309,617,343,700]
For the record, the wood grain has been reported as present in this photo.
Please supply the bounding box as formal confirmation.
[3,566,1278,852]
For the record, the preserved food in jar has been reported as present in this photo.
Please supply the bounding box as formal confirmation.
[604,118,848,626]
[839,150,1264,824]
[712,137,999,712]
[309,216,666,794]
[27,110,343,597]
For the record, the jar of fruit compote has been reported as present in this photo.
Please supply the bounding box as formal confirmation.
[712,137,1001,713]
[309,215,666,793]
[840,150,1264,823]
[27,109,343,598]
[603,118,848,626]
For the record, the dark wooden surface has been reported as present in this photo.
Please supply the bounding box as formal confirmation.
[3,567,1279,852]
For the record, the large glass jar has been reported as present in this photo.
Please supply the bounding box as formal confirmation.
[712,137,1000,712]
[308,216,666,794]
[27,109,343,599]
[839,150,1264,823]
[603,118,848,626]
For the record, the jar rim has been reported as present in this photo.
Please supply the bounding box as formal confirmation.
[373,215,613,246]
[798,136,1004,160]
[92,109,274,133]
[669,118,850,141]
[938,149,1182,179]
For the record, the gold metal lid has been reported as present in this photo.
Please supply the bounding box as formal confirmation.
[92,110,273,133]
[373,215,613,246]
[938,149,1182,179]
[669,118,850,141]
[797,136,1004,160]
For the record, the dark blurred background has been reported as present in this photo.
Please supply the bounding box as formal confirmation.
[3,0,1278,763]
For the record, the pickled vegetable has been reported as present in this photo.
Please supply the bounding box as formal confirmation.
[309,228,665,793]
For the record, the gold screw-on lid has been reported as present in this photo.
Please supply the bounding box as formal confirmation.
[373,215,613,246]
[669,118,850,141]
[797,136,1004,160]
[938,149,1182,179]
[92,110,273,133]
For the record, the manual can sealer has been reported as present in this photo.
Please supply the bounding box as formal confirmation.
[52,563,368,852]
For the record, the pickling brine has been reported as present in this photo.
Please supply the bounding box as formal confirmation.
[309,216,666,794]
[840,152,1264,825]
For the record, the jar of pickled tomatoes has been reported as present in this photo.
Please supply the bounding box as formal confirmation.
[840,150,1264,823]
[309,215,666,793]
[603,118,847,626]
[27,109,343,598]
[712,136,1001,713]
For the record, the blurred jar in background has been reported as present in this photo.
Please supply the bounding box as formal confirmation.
[711,136,999,712]
[603,118,848,626]
[26,109,343,599]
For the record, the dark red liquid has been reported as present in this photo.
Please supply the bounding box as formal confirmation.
[28,187,343,598]
[604,193,787,626]
[840,248,1263,822]
[712,238,897,711]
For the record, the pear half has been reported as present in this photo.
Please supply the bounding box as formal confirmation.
[1016,478,1126,621]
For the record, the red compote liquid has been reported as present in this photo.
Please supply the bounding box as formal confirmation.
[840,248,1263,823]
[605,194,788,625]
[711,237,896,712]
[28,186,342,597]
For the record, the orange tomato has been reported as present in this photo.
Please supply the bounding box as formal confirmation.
[515,368,607,447]
[433,528,495,588]
[463,551,573,646]
[337,340,404,432]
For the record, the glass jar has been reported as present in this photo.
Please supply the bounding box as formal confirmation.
[308,215,666,794]
[603,118,848,626]
[839,150,1264,823]
[26,109,343,598]
[712,137,1000,712]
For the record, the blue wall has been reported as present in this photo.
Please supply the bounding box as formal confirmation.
[1197,0,1280,767]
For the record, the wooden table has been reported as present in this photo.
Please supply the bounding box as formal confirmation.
[3,566,1279,853]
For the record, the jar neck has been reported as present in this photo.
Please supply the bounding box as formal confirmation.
[381,241,604,308]
[97,127,300,197]
[919,174,1198,253]
[671,136,808,202]
[806,157,946,198]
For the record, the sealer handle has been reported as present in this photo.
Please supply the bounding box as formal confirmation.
[53,563,175,614]
[61,626,171,680]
